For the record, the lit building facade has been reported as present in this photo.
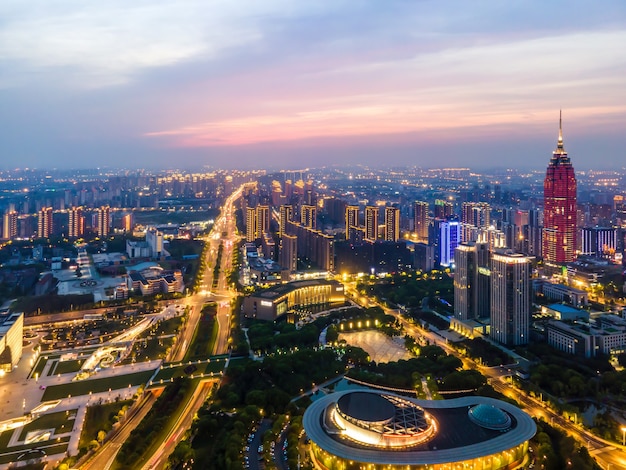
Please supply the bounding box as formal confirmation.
[364,206,379,242]
[301,204,317,229]
[303,390,536,470]
[37,207,53,238]
[2,211,17,240]
[454,242,491,321]
[384,207,400,242]
[490,251,532,346]
[413,201,429,241]
[543,112,577,265]
[96,205,110,237]
[439,221,460,267]
[68,206,85,238]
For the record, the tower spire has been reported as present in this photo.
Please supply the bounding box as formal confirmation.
[557,109,563,149]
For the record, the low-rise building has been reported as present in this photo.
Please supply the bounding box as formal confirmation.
[0,313,24,373]
[243,279,345,321]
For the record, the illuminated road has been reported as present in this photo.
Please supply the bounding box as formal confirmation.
[79,186,243,470]
[80,391,158,470]
[141,381,217,470]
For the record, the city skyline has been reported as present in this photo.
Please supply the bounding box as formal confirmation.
[1,1,626,170]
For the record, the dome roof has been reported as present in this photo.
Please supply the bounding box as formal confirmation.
[336,391,395,423]
[468,404,511,430]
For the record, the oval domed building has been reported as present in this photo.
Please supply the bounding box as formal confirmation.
[303,390,536,470]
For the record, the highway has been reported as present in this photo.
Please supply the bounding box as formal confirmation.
[78,185,243,470]
[80,391,159,470]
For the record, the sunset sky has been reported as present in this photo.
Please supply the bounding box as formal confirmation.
[1,1,625,170]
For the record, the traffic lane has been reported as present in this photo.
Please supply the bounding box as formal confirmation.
[246,419,271,470]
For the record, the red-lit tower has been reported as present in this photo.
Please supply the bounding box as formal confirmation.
[542,112,577,265]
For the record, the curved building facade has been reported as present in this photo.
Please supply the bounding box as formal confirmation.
[303,390,536,470]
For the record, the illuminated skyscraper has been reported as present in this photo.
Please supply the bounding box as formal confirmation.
[68,206,84,238]
[490,251,532,346]
[543,112,577,265]
[439,221,460,267]
[413,201,429,241]
[453,242,490,321]
[384,207,400,242]
[37,207,53,238]
[434,199,453,219]
[364,206,379,242]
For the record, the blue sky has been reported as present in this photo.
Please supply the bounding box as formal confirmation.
[1,1,625,170]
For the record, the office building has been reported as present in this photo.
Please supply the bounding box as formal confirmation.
[37,207,53,238]
[68,206,85,238]
[490,251,532,346]
[384,206,400,242]
[543,112,577,265]
[461,202,491,228]
[454,242,491,321]
[0,313,24,373]
[439,221,460,267]
[580,226,617,258]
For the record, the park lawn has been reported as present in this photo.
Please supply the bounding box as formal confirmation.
[152,358,227,382]
[30,354,60,379]
[19,410,77,440]
[0,436,70,464]
[79,400,132,452]
[184,310,218,361]
[41,370,155,401]
[53,359,84,376]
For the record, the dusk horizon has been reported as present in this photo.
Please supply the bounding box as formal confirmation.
[1,1,625,170]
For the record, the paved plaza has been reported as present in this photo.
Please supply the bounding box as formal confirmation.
[339,330,412,363]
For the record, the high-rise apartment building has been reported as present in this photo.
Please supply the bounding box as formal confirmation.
[490,251,532,346]
[453,242,491,321]
[122,213,134,233]
[96,206,110,237]
[256,205,270,236]
[543,112,577,265]
[364,206,379,242]
[345,205,360,241]
[384,207,400,242]
[301,205,317,229]
[439,221,460,267]
[2,211,18,240]
[434,199,453,219]
[37,207,53,238]
[246,206,257,242]
[68,206,84,238]
[279,233,298,273]
[461,202,491,228]
[279,205,293,238]
[413,201,429,241]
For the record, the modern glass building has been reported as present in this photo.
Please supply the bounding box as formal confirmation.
[303,390,536,470]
